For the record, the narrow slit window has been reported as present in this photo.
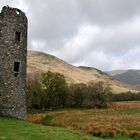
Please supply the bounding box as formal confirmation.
[15,31,21,42]
[14,62,20,77]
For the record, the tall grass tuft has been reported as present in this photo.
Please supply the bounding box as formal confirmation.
[129,131,140,140]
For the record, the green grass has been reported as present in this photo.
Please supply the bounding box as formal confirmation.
[122,108,140,114]
[0,117,133,140]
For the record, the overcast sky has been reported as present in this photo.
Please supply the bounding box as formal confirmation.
[1,0,140,71]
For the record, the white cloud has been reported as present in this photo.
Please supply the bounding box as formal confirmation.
[54,25,102,62]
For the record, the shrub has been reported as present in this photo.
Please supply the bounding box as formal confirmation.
[86,82,112,108]
[68,83,86,107]
[111,91,140,101]
[27,78,44,110]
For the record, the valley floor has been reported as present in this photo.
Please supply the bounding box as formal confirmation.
[0,117,131,140]
[0,101,139,140]
[28,101,140,139]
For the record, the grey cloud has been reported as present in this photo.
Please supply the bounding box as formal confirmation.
[76,0,140,25]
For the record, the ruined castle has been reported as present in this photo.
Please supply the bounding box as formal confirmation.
[0,6,27,120]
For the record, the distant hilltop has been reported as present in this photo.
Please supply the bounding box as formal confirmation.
[107,70,140,87]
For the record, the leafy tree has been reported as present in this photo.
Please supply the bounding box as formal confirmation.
[27,71,113,111]
[41,71,68,109]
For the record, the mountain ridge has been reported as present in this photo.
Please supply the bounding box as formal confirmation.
[107,70,140,87]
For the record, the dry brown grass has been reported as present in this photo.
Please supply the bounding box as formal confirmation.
[27,113,46,123]
[129,130,140,140]
[112,101,140,109]
[27,101,140,138]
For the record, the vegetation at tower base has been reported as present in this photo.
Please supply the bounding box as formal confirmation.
[0,6,27,120]
[27,71,113,111]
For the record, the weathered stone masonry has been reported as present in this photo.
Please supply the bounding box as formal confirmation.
[0,6,27,120]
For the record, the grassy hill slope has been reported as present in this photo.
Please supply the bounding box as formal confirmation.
[27,50,139,93]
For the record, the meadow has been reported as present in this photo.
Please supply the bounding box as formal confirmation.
[0,117,132,140]
[28,101,140,139]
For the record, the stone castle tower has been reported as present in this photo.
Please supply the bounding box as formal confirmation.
[0,6,27,120]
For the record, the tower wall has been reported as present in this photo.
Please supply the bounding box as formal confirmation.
[0,6,27,120]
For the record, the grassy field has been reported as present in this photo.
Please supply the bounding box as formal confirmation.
[0,117,132,140]
[28,101,140,139]
[0,117,97,140]
[0,101,139,140]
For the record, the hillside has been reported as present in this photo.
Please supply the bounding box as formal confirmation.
[27,50,139,93]
[107,70,140,87]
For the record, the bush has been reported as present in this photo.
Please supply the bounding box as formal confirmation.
[68,84,86,107]
[111,91,140,101]
[27,78,44,110]
[86,82,112,108]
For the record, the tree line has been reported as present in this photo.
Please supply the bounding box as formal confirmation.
[27,71,140,111]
